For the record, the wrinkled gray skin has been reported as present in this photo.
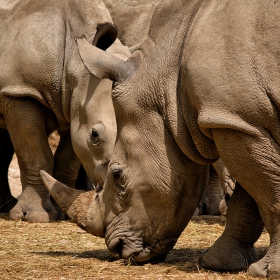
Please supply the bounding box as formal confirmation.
[0,0,118,222]
[49,0,280,275]
[0,0,229,222]
[45,0,257,268]
[73,0,280,277]
[104,0,160,47]
[64,0,280,278]
[106,0,235,216]
[71,0,158,192]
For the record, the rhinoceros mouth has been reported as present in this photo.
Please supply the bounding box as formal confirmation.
[108,237,150,261]
[106,231,178,263]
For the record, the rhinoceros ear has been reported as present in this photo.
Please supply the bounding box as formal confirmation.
[76,37,129,81]
[93,23,118,51]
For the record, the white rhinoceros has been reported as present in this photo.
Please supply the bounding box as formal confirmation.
[70,0,159,188]
[83,0,234,215]
[0,0,118,221]
[73,0,280,277]
[43,0,280,278]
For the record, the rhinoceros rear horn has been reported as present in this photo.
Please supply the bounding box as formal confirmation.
[76,37,131,81]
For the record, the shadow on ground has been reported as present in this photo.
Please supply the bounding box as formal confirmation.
[33,244,268,275]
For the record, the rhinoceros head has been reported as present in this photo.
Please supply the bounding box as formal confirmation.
[43,1,213,262]
[70,34,130,186]
[42,46,209,263]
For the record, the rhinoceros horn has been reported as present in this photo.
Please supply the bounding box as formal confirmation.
[76,37,132,81]
[40,170,105,237]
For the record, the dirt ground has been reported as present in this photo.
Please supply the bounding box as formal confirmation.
[0,214,269,280]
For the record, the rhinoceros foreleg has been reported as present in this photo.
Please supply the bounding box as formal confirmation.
[199,183,263,270]
[208,128,280,278]
[52,132,81,219]
[0,128,17,212]
[3,97,57,222]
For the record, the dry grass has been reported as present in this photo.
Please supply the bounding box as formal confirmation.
[0,215,269,280]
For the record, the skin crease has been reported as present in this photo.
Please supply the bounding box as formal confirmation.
[45,0,236,266]
[0,0,117,221]
[70,0,159,189]
[78,0,234,215]
[72,0,280,278]
[0,0,228,221]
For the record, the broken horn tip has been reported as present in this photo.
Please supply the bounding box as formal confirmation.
[40,170,47,177]
[40,170,52,184]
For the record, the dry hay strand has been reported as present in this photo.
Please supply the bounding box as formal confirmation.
[0,214,268,280]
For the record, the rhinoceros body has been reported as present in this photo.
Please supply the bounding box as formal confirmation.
[0,0,117,221]
[65,0,280,278]
[80,0,234,215]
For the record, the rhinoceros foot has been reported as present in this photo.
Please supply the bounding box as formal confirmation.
[198,233,258,271]
[9,187,57,222]
[248,246,280,278]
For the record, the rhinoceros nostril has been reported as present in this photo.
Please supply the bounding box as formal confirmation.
[115,238,124,259]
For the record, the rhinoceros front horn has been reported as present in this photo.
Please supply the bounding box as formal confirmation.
[40,170,105,237]
[75,37,131,81]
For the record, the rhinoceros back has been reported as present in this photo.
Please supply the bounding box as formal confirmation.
[0,1,66,113]
[0,0,113,125]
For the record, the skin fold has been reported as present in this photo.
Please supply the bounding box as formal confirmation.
[69,0,280,278]
[0,0,229,221]
[45,0,259,273]
[0,0,117,222]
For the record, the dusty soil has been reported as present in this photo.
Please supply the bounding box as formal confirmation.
[0,214,269,280]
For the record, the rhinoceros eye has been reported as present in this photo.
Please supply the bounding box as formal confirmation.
[90,123,105,146]
[112,169,122,180]
[111,166,125,191]
[91,129,99,138]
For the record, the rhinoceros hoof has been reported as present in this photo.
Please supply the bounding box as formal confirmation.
[248,255,280,278]
[9,198,57,222]
[198,236,258,271]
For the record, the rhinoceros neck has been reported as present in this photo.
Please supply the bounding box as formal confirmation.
[138,0,217,164]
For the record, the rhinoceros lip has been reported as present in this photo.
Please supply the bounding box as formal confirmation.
[107,235,147,260]
[106,233,177,263]
[105,218,178,262]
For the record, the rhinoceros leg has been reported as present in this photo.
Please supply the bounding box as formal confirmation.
[199,183,263,270]
[198,164,224,215]
[0,128,17,212]
[206,128,280,278]
[3,97,57,222]
[52,132,81,219]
